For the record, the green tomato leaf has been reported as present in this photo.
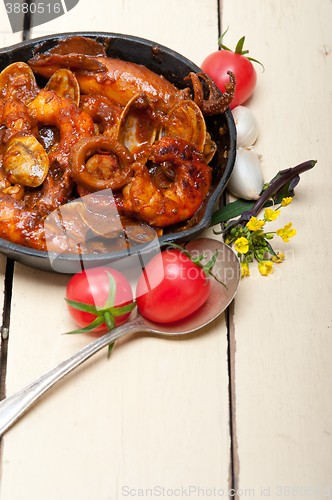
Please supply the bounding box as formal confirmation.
[65,298,100,316]
[65,316,105,334]
[103,272,116,309]
[110,301,136,317]
[108,342,115,358]
[218,42,232,52]
[235,36,246,54]
[104,310,116,331]
[247,56,265,71]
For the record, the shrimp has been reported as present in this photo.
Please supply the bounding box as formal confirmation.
[0,62,40,105]
[122,136,212,227]
[0,188,88,253]
[27,90,95,167]
[0,192,46,250]
[34,169,74,216]
[0,98,37,141]
[79,95,122,138]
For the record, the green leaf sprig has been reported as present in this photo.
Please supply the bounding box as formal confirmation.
[212,160,316,231]
[210,160,317,277]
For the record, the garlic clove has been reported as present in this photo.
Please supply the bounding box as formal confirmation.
[232,105,259,148]
[227,147,264,200]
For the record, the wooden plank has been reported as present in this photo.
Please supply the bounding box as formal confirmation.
[221,0,332,494]
[0,2,232,499]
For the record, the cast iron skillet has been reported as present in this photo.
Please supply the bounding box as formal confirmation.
[0,31,236,273]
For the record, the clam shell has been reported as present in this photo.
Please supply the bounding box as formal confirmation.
[161,100,206,152]
[116,93,158,155]
[3,132,49,187]
[0,62,39,104]
[45,68,80,106]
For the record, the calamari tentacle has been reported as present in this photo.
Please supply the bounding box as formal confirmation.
[186,70,236,116]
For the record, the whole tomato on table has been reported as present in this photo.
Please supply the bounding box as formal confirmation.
[66,267,135,334]
[201,29,263,109]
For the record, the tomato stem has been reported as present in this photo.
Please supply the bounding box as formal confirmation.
[218,27,264,71]
[65,271,136,344]
[165,243,227,289]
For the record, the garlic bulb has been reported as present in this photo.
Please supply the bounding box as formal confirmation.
[227,147,264,200]
[232,106,259,148]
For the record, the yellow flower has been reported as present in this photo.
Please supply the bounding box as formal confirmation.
[281,197,293,207]
[276,223,296,242]
[271,252,285,263]
[258,261,274,276]
[241,262,250,277]
[264,208,281,221]
[246,217,265,231]
[234,237,249,254]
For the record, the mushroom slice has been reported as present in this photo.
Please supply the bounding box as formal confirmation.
[78,192,124,239]
[152,164,174,189]
[0,62,39,104]
[122,218,158,244]
[77,192,158,245]
[116,93,158,155]
[3,132,49,187]
[45,68,80,106]
[44,200,89,254]
[161,100,207,152]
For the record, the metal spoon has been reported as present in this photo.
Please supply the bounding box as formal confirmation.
[0,238,240,437]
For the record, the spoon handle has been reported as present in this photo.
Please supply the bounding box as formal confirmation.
[0,315,145,437]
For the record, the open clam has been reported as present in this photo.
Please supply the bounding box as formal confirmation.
[78,192,158,245]
[78,192,123,240]
[0,62,39,104]
[44,200,89,254]
[122,218,160,244]
[3,132,49,187]
[115,93,159,156]
[45,68,80,106]
[203,132,218,164]
[160,100,207,152]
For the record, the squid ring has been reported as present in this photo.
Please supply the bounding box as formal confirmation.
[69,136,135,192]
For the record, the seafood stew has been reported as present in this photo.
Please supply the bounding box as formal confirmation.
[0,32,236,273]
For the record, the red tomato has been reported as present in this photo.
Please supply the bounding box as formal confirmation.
[66,267,133,332]
[201,50,257,109]
[136,249,210,323]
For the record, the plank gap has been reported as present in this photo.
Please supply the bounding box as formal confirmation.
[22,0,33,40]
[226,299,239,496]
[220,182,240,496]
[217,0,221,44]
[0,258,15,402]
[218,0,240,487]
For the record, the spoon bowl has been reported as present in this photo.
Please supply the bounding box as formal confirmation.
[0,238,240,436]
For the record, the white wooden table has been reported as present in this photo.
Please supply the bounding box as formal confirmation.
[0,1,331,498]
